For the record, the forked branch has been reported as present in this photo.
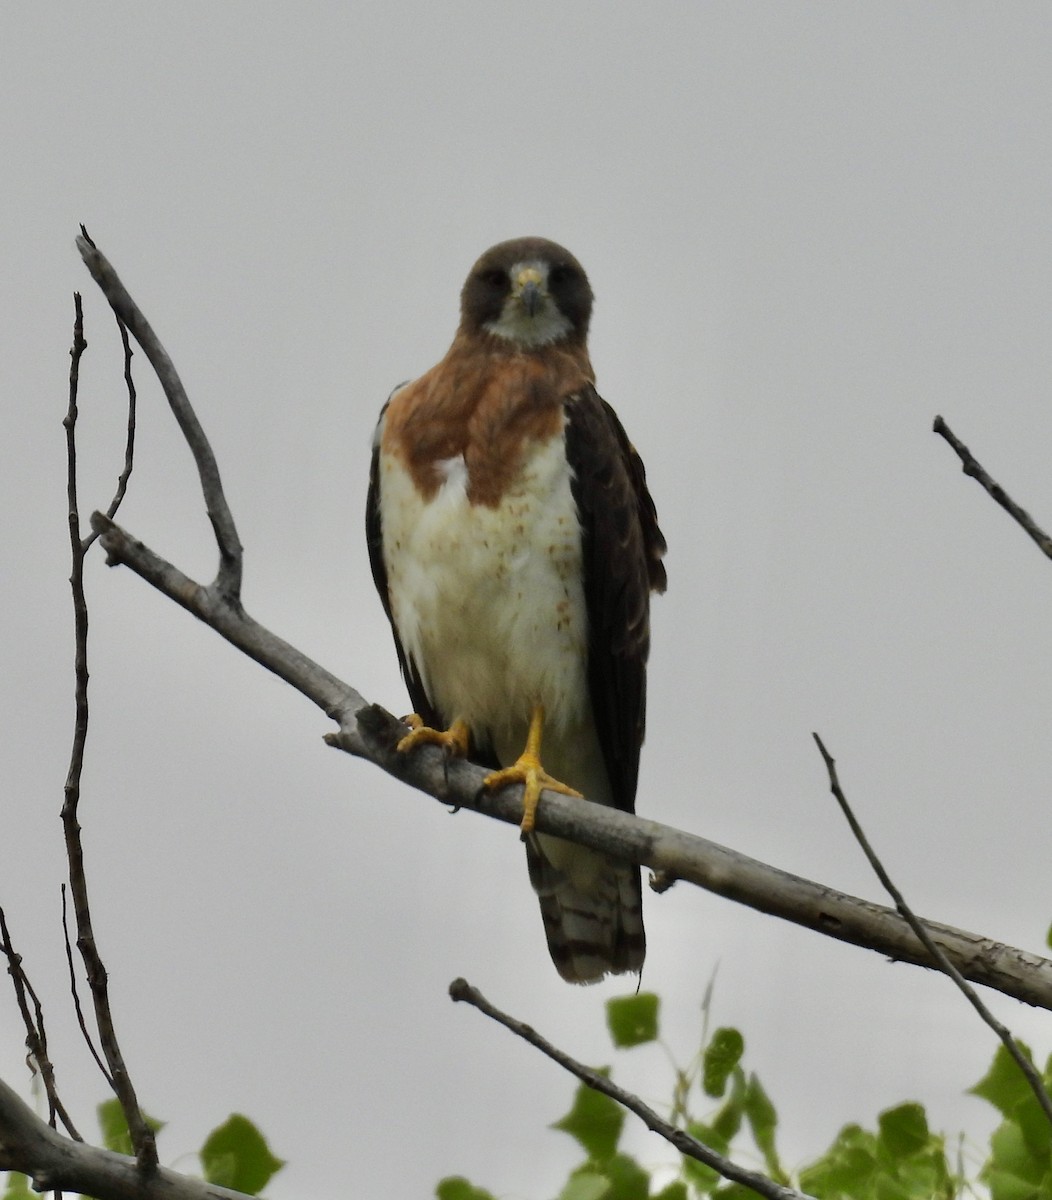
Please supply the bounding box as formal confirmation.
[0,1077,254,1200]
[63,290,157,1169]
[77,229,243,599]
[0,908,80,1140]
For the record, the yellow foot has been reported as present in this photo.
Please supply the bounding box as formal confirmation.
[396,716,471,758]
[484,754,582,836]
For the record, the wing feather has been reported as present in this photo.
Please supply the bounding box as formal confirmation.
[563,387,667,815]
[366,407,440,729]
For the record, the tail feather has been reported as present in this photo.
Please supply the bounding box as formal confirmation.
[526,836,645,984]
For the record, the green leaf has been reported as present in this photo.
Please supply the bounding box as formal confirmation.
[710,1069,746,1144]
[435,1177,498,1200]
[551,1076,624,1163]
[558,1172,610,1200]
[988,1120,1047,1187]
[702,1028,744,1099]
[1046,921,1052,952]
[1,1173,34,1200]
[743,1073,783,1180]
[984,1165,1048,1200]
[972,1044,1036,1117]
[96,1098,166,1155]
[799,1123,879,1197]
[651,1182,689,1200]
[877,1102,930,1161]
[599,1153,649,1200]
[200,1113,284,1195]
[606,993,659,1048]
[1013,1092,1052,1163]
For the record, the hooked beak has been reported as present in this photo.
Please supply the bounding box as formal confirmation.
[513,266,545,318]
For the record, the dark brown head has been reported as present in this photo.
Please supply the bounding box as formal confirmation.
[459,237,593,349]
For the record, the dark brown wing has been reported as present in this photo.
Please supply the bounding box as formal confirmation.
[366,404,440,729]
[563,387,667,815]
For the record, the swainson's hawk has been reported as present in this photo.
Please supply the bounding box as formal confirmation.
[366,237,666,983]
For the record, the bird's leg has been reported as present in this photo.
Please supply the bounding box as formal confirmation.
[397,715,471,759]
[483,704,582,836]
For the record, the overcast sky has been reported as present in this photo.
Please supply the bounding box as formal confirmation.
[4,4,1052,1196]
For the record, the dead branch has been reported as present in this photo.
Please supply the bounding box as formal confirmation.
[85,511,1052,1012]
[0,908,80,1140]
[814,733,1052,1129]
[63,290,157,1169]
[77,229,243,600]
[450,978,813,1200]
[933,414,1052,561]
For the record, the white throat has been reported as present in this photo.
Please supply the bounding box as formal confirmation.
[483,260,573,348]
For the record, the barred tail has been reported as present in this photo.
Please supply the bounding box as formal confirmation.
[526,837,645,984]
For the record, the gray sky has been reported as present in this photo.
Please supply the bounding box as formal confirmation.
[4,4,1052,1196]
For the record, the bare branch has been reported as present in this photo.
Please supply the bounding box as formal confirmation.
[814,733,1052,1129]
[449,978,813,1200]
[88,509,1052,1011]
[0,908,81,1140]
[90,512,363,725]
[0,1075,255,1200]
[933,415,1052,561]
[63,294,157,1170]
[76,228,243,600]
[84,311,137,553]
[61,884,113,1089]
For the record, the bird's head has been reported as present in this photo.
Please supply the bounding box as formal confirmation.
[460,237,593,349]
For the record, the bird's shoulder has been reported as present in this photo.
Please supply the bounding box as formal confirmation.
[563,386,667,596]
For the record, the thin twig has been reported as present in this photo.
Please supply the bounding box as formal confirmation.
[61,885,112,1089]
[84,313,137,552]
[0,908,81,1141]
[449,979,813,1200]
[63,294,158,1171]
[933,415,1052,561]
[813,733,1052,1130]
[76,227,243,600]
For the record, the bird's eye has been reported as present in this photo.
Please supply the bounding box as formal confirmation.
[479,268,506,288]
[549,264,575,286]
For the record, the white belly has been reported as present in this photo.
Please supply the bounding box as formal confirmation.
[380,431,591,764]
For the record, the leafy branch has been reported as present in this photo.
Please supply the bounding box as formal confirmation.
[442,989,1040,1200]
[443,989,1052,1199]
[450,981,808,1200]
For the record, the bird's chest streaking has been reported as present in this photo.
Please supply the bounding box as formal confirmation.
[379,411,589,761]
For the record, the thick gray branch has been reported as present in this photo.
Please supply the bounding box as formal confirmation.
[89,512,1052,1012]
[91,513,362,729]
[0,1076,252,1200]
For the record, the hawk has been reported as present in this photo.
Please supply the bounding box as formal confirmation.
[366,237,666,983]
